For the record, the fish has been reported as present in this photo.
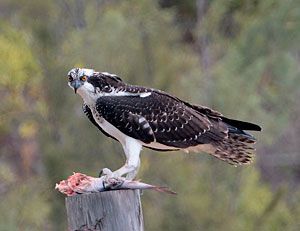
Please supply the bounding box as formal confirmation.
[55,172,176,196]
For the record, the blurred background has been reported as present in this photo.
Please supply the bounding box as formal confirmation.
[0,0,299,230]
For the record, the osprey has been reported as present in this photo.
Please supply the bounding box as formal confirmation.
[68,68,261,180]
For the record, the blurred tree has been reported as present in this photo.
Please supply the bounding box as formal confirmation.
[0,23,50,230]
[0,0,299,230]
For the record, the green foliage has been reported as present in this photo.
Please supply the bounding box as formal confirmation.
[0,23,44,132]
[143,156,298,231]
[0,23,50,230]
[190,0,300,143]
[0,169,50,231]
[63,0,199,91]
[0,0,300,230]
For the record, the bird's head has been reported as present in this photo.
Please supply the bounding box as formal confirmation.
[67,67,124,103]
[67,68,95,94]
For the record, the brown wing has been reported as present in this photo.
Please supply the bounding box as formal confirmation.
[96,91,228,148]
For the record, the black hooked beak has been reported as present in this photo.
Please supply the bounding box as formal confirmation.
[70,79,82,94]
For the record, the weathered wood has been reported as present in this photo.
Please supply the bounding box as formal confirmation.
[65,190,144,231]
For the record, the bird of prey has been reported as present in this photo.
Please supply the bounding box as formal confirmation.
[67,68,261,180]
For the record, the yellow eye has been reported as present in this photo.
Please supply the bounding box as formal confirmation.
[81,76,87,81]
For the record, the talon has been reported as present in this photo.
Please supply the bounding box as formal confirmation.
[104,177,124,190]
[98,168,113,177]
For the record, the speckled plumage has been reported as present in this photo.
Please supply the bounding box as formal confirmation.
[68,68,261,179]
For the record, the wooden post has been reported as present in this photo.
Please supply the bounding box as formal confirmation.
[65,190,144,231]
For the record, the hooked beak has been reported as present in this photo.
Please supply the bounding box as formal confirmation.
[70,79,82,94]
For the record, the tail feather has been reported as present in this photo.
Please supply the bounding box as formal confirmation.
[221,117,262,131]
[212,133,256,165]
[182,103,261,165]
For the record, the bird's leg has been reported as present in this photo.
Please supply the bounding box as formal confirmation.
[125,158,140,180]
[99,162,140,180]
[100,137,142,180]
[113,158,141,180]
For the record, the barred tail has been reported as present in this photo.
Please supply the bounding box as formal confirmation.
[212,133,256,165]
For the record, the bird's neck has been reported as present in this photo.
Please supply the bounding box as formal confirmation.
[77,88,98,107]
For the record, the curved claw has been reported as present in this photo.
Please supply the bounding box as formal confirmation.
[98,168,113,177]
[103,177,125,190]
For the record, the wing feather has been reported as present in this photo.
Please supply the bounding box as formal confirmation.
[96,97,155,144]
[95,91,227,148]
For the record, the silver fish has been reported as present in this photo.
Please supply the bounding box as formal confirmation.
[55,172,176,196]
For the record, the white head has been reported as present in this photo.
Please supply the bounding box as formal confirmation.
[67,68,98,104]
[68,68,95,80]
[67,67,126,105]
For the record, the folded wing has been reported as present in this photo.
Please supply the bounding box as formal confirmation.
[95,91,228,148]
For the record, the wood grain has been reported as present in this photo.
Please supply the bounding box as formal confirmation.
[65,190,144,231]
